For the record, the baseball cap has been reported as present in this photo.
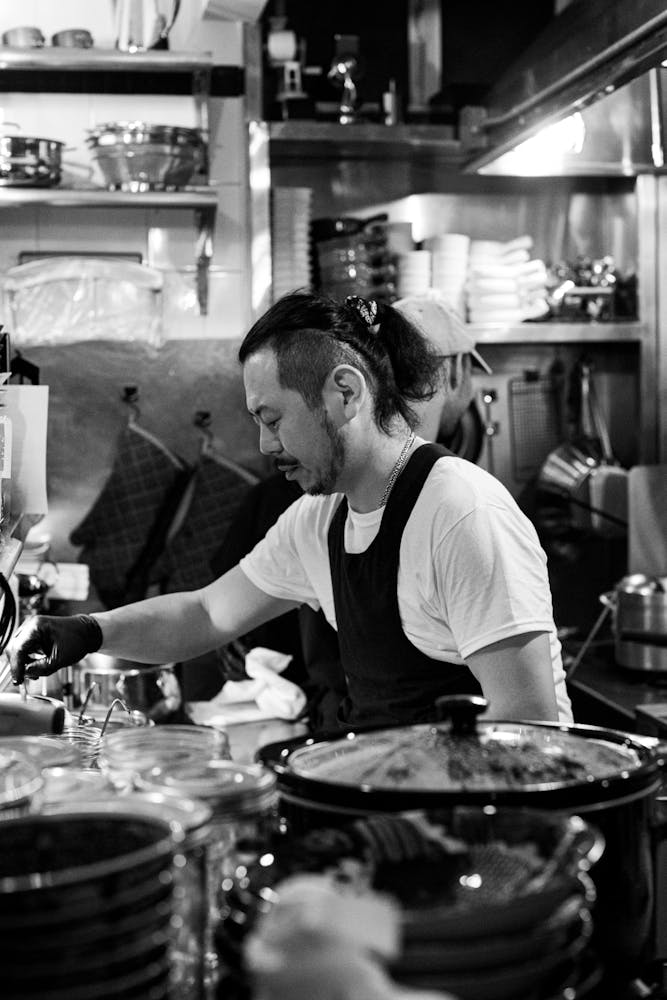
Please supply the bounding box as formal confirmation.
[394,292,492,374]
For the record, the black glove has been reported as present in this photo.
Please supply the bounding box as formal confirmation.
[9,614,103,686]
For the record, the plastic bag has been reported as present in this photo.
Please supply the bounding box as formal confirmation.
[2,256,164,347]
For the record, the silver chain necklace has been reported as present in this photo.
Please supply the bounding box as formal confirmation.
[378,432,416,508]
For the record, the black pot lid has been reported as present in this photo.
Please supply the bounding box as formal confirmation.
[259,710,665,811]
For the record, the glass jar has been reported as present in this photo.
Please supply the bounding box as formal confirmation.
[136,759,279,996]
[98,724,231,791]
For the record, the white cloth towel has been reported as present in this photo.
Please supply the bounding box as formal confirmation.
[188,646,307,725]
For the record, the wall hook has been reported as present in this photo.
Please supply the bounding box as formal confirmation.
[194,410,213,450]
[121,385,141,422]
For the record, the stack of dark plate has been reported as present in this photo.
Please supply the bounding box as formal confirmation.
[390,818,598,999]
[0,805,182,1000]
[219,807,604,1000]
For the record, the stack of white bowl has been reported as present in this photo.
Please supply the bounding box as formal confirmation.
[395,249,432,298]
[466,236,550,323]
[424,233,470,316]
[385,221,414,258]
[271,187,313,301]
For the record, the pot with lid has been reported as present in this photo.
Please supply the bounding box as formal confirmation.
[0,128,65,187]
[257,695,667,978]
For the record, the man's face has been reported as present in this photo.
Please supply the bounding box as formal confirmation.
[243,348,346,495]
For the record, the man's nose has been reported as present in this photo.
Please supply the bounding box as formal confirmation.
[258,424,281,455]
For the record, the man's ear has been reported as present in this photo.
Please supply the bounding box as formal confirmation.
[322,364,366,424]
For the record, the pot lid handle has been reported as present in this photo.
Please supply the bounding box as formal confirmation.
[435,694,487,735]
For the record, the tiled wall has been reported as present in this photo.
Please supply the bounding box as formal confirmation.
[0,2,265,562]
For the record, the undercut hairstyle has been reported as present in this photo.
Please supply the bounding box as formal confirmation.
[238,291,443,433]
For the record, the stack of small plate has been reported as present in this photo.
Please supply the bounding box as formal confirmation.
[0,805,183,1000]
[424,233,470,315]
[396,249,432,298]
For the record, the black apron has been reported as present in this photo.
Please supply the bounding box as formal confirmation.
[327,442,482,727]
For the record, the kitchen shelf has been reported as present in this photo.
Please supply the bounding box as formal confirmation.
[0,186,218,209]
[471,321,646,345]
[0,187,218,314]
[268,121,466,165]
[0,48,233,314]
[0,47,214,73]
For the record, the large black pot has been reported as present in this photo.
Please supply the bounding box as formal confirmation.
[257,697,667,979]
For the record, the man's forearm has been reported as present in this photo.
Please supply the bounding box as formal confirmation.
[93,589,222,664]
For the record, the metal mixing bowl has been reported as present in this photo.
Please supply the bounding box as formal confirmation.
[86,122,205,192]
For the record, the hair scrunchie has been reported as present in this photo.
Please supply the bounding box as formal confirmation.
[345,295,380,333]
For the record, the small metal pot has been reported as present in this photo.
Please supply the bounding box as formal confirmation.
[75,653,182,723]
[51,28,94,48]
[0,134,65,187]
[1,26,45,48]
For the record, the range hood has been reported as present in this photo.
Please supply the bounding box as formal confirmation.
[464,0,667,174]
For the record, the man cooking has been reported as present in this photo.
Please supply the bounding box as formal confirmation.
[9,290,572,727]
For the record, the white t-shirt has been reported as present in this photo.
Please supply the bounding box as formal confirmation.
[240,455,573,723]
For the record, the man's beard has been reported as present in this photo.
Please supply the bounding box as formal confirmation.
[306,411,346,496]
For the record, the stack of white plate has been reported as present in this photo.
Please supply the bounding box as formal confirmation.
[396,249,432,298]
[271,186,313,301]
[466,236,550,323]
[425,233,470,316]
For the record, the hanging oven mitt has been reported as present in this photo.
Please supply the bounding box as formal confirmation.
[152,437,259,594]
[69,419,190,608]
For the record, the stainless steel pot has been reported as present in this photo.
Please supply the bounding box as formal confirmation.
[74,653,182,723]
[51,28,94,48]
[1,26,45,48]
[0,134,65,187]
[601,575,667,672]
[257,696,667,979]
